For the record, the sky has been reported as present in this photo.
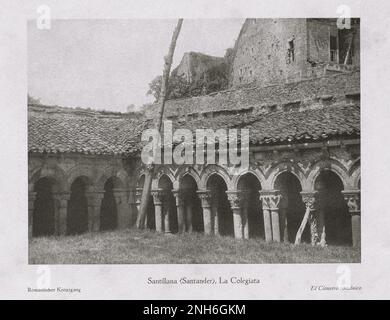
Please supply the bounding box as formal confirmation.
[28,19,244,112]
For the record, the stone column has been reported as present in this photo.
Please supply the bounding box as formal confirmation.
[316,196,327,246]
[113,188,129,230]
[226,190,244,240]
[342,190,361,247]
[259,190,282,242]
[172,189,185,233]
[241,190,250,240]
[28,192,37,239]
[86,190,105,232]
[211,191,219,236]
[53,192,70,236]
[163,201,171,234]
[183,190,193,233]
[279,193,289,243]
[300,191,319,246]
[151,189,164,232]
[197,190,213,235]
[259,191,272,242]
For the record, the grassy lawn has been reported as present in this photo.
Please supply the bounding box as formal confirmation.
[29,229,360,264]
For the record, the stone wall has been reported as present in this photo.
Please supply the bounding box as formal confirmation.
[230,18,308,87]
[145,70,360,119]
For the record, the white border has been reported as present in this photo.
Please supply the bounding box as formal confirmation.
[1,0,390,299]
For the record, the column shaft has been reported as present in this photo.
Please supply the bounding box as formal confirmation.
[185,204,193,233]
[28,192,37,239]
[271,209,280,242]
[263,209,272,242]
[151,189,164,233]
[197,190,213,235]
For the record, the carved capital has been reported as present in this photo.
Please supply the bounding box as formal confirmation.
[226,191,243,210]
[53,192,71,207]
[300,191,318,211]
[151,189,165,206]
[259,190,282,211]
[86,190,105,207]
[196,190,212,208]
[342,190,361,215]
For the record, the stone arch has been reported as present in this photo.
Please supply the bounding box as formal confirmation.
[180,174,204,233]
[66,164,96,190]
[152,167,177,189]
[232,169,264,190]
[206,173,234,237]
[200,164,232,190]
[314,170,351,246]
[267,162,306,191]
[32,176,61,237]
[29,164,67,192]
[274,171,307,243]
[236,172,264,239]
[349,159,361,189]
[96,171,126,191]
[67,175,93,235]
[306,159,349,191]
[177,166,202,190]
[100,176,122,231]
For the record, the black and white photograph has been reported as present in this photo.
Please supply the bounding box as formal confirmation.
[1,0,390,301]
[27,17,361,265]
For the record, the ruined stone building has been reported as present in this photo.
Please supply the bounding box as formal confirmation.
[28,18,360,248]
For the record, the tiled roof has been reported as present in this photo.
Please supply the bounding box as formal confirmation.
[175,105,360,145]
[28,103,360,156]
[28,106,150,155]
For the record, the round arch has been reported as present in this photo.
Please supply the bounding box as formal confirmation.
[232,169,264,190]
[32,176,61,237]
[201,165,231,190]
[152,168,177,189]
[29,164,67,192]
[66,165,96,190]
[306,159,349,191]
[267,162,306,191]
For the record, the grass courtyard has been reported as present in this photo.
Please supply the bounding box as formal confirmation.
[29,229,360,264]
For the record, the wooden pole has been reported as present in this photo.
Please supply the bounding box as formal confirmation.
[136,19,184,229]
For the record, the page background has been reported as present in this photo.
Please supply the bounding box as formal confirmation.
[0,0,389,299]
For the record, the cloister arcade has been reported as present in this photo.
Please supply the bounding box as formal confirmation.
[28,156,361,247]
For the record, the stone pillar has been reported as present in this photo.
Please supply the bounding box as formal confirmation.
[259,190,282,242]
[86,190,105,232]
[300,191,319,246]
[172,189,185,233]
[342,190,361,247]
[316,197,326,246]
[241,190,250,240]
[279,193,289,243]
[113,188,129,230]
[53,192,70,236]
[197,190,213,235]
[163,202,171,234]
[226,190,244,240]
[211,192,220,236]
[28,192,37,239]
[151,189,164,232]
[183,190,193,233]
[185,203,193,233]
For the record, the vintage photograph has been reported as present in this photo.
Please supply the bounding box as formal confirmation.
[28,18,360,264]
